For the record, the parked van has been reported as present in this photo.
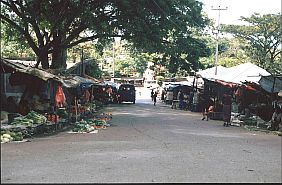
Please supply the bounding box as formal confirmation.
[117,84,136,104]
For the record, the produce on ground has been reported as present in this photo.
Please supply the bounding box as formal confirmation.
[72,118,107,132]
[10,111,46,126]
[93,119,106,126]
[25,111,47,124]
[1,130,24,143]
[72,121,95,133]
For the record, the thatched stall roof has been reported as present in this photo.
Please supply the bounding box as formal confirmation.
[1,59,79,88]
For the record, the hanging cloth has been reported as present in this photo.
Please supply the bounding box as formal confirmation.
[55,85,66,107]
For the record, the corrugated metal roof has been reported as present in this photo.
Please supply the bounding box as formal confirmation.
[217,62,270,84]
[258,75,282,93]
[196,66,228,81]
[197,63,271,84]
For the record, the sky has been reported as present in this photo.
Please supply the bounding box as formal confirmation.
[199,0,281,25]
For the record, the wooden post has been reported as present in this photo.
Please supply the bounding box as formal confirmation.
[75,96,78,122]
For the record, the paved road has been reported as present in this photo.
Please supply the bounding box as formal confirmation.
[1,87,281,183]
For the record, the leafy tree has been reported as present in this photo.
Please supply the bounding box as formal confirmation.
[200,37,250,69]
[130,52,151,76]
[1,0,210,73]
[1,0,119,69]
[198,36,231,69]
[218,38,250,67]
[222,13,281,74]
[85,61,102,79]
[1,22,36,60]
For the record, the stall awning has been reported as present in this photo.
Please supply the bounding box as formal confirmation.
[83,74,101,83]
[258,75,282,93]
[197,63,271,85]
[1,59,79,88]
[215,63,270,84]
[196,66,228,81]
[215,80,237,88]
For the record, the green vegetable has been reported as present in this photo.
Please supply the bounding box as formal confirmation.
[13,135,23,141]
[94,119,106,126]
[25,111,47,124]
[9,132,17,138]
[2,137,10,143]
[10,117,34,126]
[3,134,11,138]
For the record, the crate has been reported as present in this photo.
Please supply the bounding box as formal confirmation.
[8,113,22,124]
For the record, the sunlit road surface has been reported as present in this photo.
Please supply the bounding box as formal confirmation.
[1,87,281,183]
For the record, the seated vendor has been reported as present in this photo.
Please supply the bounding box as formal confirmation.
[268,108,282,131]
[6,96,18,113]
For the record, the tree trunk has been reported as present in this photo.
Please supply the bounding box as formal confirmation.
[50,30,67,69]
[51,46,67,69]
[40,54,49,69]
[36,48,49,69]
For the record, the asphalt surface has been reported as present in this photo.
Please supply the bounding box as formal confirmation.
[1,87,281,183]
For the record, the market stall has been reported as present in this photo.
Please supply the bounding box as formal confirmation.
[197,63,281,130]
[0,59,79,141]
[1,59,115,142]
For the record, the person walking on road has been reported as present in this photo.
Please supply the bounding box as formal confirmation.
[153,91,158,106]
[200,92,212,121]
[151,89,154,101]
[178,89,184,109]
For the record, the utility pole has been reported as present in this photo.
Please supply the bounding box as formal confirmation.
[112,42,115,78]
[211,5,227,75]
[81,47,84,76]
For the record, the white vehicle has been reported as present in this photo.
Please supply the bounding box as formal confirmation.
[144,80,158,88]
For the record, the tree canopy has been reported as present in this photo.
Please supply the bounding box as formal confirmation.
[1,0,210,73]
[222,13,281,74]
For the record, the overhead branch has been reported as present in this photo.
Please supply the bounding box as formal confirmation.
[61,24,88,46]
[0,15,25,34]
[20,2,45,47]
[266,40,280,54]
[66,34,122,48]
[273,50,281,59]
